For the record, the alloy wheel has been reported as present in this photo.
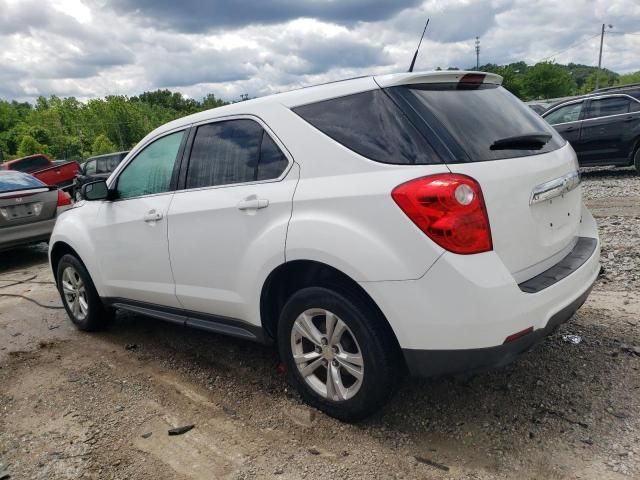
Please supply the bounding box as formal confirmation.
[61,266,89,321]
[290,308,364,401]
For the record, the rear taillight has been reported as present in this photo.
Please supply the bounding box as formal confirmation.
[391,173,492,255]
[57,190,72,207]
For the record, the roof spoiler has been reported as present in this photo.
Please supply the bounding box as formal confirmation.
[374,71,503,89]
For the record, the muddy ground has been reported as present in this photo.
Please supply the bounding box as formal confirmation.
[1,168,639,479]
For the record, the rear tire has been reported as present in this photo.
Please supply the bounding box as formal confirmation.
[634,145,640,175]
[278,287,399,422]
[56,254,111,331]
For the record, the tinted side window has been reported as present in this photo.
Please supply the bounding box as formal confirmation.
[585,97,630,119]
[117,130,184,200]
[544,102,583,125]
[257,133,288,180]
[187,120,262,189]
[293,89,439,165]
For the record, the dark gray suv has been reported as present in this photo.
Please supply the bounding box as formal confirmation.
[542,84,640,173]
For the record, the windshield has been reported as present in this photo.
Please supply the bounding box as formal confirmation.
[391,83,566,162]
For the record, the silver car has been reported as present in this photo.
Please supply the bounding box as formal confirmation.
[0,170,71,250]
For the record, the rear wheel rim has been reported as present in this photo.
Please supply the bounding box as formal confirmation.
[291,308,364,401]
[61,266,89,321]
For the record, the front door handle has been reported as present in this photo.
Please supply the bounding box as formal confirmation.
[237,197,269,210]
[143,210,163,222]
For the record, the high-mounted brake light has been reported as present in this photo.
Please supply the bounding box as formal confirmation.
[391,174,492,255]
[57,190,72,207]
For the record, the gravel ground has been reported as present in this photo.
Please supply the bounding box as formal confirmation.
[0,167,639,480]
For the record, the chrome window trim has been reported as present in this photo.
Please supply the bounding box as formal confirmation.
[544,93,640,125]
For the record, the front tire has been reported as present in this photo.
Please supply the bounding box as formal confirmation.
[56,254,111,331]
[634,145,640,175]
[278,287,399,422]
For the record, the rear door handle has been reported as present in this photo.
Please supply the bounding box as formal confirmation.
[237,197,269,210]
[143,210,163,222]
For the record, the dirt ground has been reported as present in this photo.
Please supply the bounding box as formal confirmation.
[1,169,639,479]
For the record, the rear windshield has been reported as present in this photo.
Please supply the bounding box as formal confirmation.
[293,89,440,165]
[10,155,50,172]
[0,171,46,192]
[391,83,566,162]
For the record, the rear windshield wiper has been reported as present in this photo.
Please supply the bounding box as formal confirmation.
[490,133,552,151]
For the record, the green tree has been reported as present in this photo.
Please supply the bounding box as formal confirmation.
[580,71,615,93]
[91,134,118,156]
[618,71,640,86]
[17,135,47,157]
[521,62,576,100]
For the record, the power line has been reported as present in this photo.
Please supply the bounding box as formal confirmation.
[537,33,601,63]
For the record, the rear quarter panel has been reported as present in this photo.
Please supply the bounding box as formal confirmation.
[258,104,448,281]
[34,162,80,187]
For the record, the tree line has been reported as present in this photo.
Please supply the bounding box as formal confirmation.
[0,90,226,162]
[1,62,639,162]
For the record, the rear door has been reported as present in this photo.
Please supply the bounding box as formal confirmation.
[167,117,298,321]
[388,82,582,283]
[579,96,634,164]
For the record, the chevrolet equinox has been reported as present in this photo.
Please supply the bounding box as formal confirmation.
[50,71,601,421]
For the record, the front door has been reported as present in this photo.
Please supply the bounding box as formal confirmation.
[91,129,186,307]
[544,101,585,162]
[168,118,298,323]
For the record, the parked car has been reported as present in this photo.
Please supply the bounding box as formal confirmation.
[74,151,129,200]
[0,170,72,250]
[49,71,600,421]
[1,154,80,192]
[542,85,640,172]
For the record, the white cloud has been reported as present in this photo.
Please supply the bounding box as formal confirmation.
[0,0,638,102]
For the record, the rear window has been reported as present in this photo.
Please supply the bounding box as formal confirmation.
[392,84,566,162]
[293,89,440,165]
[0,171,46,192]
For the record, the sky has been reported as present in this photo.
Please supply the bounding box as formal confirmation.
[1,0,639,103]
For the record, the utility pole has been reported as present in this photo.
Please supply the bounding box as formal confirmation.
[596,23,605,90]
[475,37,480,70]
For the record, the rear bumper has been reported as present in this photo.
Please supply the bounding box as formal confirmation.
[0,218,56,250]
[402,282,593,377]
[359,206,600,377]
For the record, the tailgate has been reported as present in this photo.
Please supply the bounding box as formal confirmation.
[449,144,581,282]
[384,78,582,283]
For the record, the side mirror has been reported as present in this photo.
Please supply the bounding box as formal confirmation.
[82,180,111,201]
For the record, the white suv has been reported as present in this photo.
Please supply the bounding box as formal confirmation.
[50,71,600,421]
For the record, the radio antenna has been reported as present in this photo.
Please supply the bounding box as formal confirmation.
[408,18,430,72]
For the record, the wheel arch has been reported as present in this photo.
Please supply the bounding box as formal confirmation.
[50,241,90,287]
[259,260,404,361]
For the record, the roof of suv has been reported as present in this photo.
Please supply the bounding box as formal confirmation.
[143,71,503,144]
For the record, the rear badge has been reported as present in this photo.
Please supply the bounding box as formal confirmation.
[530,171,580,205]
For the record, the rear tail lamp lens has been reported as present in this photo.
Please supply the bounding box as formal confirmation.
[391,173,492,255]
[57,190,72,207]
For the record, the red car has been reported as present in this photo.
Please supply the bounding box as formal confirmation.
[1,154,80,192]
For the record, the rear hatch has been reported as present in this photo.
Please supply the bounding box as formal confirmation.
[381,74,582,282]
[0,172,58,228]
